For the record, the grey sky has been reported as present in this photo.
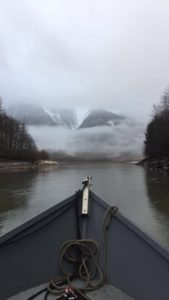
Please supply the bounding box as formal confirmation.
[0,0,169,121]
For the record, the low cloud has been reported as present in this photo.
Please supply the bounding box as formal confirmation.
[28,120,145,160]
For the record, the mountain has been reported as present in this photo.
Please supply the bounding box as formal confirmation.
[8,104,144,160]
[6,103,77,127]
[79,109,125,128]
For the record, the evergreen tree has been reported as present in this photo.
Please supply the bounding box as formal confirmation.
[145,88,169,158]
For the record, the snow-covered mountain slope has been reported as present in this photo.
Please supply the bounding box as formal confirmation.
[79,109,126,128]
[6,103,77,127]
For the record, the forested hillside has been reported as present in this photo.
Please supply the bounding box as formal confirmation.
[0,101,46,161]
[145,88,169,159]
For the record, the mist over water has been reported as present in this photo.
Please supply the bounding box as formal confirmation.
[28,120,145,160]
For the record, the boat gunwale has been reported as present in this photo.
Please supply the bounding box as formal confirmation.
[0,190,169,263]
[91,191,169,262]
[0,193,76,246]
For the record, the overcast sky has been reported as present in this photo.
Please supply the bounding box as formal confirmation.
[0,0,169,121]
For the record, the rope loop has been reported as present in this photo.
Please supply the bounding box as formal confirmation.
[27,205,118,300]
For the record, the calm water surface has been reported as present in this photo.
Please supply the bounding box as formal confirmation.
[0,163,169,250]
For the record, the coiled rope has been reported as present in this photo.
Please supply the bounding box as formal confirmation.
[27,206,118,300]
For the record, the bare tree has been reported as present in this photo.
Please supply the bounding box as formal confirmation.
[0,99,39,161]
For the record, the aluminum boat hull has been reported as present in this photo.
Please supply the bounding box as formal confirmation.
[0,191,169,300]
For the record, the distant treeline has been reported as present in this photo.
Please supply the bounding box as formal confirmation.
[49,150,134,163]
[144,88,169,159]
[0,100,49,161]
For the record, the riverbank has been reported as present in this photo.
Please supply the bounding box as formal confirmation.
[137,157,169,174]
[57,156,140,165]
[0,160,59,172]
[0,159,140,172]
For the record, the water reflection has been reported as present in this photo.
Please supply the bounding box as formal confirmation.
[144,168,169,247]
[145,169,169,217]
[0,171,38,233]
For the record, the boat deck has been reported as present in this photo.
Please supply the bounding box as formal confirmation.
[7,283,134,300]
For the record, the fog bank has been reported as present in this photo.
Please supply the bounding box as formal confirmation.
[28,121,145,160]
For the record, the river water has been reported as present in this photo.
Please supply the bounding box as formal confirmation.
[0,163,169,250]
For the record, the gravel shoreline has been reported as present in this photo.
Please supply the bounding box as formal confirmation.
[0,160,59,171]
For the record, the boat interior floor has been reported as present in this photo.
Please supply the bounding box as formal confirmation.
[7,283,134,300]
